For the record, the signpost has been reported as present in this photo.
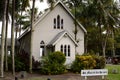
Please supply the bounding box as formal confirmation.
[81,69,108,80]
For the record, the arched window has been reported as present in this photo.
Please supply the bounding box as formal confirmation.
[68,45,70,56]
[57,15,60,29]
[61,45,63,52]
[64,45,67,56]
[61,19,63,29]
[53,15,64,29]
[40,41,45,44]
[60,44,71,57]
[54,18,56,29]
[40,41,45,56]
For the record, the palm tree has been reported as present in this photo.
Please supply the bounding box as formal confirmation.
[11,0,15,75]
[47,0,55,10]
[0,0,8,77]
[16,0,30,37]
[97,0,120,57]
[5,0,10,72]
[29,0,43,73]
[0,0,30,75]
[65,0,120,57]
[29,0,35,73]
[18,7,38,30]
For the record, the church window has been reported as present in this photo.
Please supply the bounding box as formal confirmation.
[61,45,63,52]
[53,15,64,29]
[57,15,60,29]
[54,18,56,29]
[64,45,67,56]
[40,41,45,57]
[68,45,70,56]
[60,44,70,57]
[61,19,63,29]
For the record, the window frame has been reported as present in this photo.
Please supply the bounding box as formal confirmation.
[53,15,64,29]
[60,44,71,57]
[40,41,45,57]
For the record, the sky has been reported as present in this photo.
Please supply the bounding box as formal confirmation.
[0,0,48,38]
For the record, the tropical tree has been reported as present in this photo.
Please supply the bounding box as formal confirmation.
[11,0,16,75]
[0,0,8,77]
[15,0,30,37]
[64,0,120,57]
[5,0,10,72]
[96,0,119,57]
[18,7,38,30]
[28,0,43,73]
[29,0,36,73]
[0,0,31,76]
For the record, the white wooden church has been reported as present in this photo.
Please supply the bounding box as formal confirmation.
[18,1,87,65]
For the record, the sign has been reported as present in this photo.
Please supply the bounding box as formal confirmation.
[81,69,108,76]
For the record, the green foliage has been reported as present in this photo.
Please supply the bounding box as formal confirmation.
[71,55,96,73]
[48,51,66,64]
[65,0,120,56]
[71,54,106,73]
[93,56,106,69]
[40,51,66,75]
[8,50,40,71]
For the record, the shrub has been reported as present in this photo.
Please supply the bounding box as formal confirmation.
[71,54,106,73]
[71,55,96,73]
[40,51,66,75]
[8,50,40,71]
[93,56,106,69]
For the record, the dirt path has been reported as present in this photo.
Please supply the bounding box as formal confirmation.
[0,72,106,80]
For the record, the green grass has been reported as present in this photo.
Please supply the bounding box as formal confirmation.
[106,64,120,80]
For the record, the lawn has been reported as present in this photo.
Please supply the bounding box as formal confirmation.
[106,64,120,80]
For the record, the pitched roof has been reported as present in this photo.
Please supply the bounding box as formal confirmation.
[18,1,87,39]
[34,1,87,33]
[48,30,78,46]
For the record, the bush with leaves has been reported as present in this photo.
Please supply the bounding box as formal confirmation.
[71,54,106,73]
[8,50,40,71]
[71,55,96,73]
[93,56,106,69]
[40,51,66,75]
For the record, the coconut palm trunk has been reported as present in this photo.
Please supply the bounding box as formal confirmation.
[11,0,15,76]
[111,30,115,57]
[5,0,10,72]
[29,0,35,73]
[0,0,7,78]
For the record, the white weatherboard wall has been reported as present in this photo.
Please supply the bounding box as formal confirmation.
[55,35,75,64]
[76,27,85,54]
[31,3,85,61]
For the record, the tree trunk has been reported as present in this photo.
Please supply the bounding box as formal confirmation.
[0,0,7,77]
[102,28,109,57]
[111,30,115,57]
[5,0,10,72]
[19,12,23,36]
[102,45,106,57]
[85,33,88,53]
[29,0,35,73]
[74,2,78,54]
[11,0,15,76]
